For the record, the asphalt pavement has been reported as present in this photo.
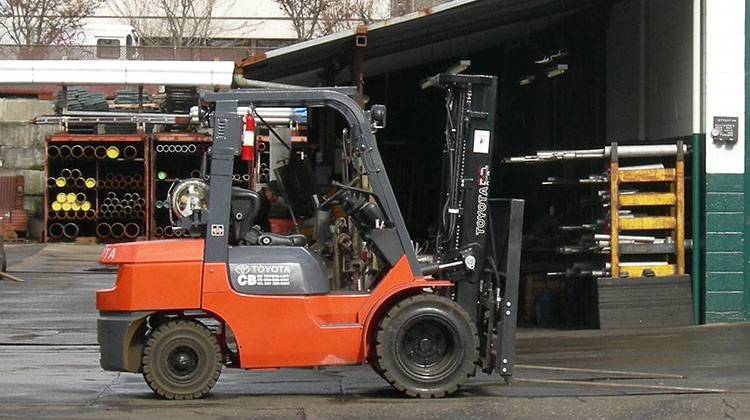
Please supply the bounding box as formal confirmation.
[1,243,749,419]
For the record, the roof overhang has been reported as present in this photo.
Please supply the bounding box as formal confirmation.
[241,0,601,85]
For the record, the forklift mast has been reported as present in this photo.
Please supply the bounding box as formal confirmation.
[431,74,524,377]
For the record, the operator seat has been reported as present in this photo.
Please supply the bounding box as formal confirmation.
[229,187,307,247]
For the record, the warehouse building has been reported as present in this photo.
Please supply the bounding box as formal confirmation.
[240,0,748,324]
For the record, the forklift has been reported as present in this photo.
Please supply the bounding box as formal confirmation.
[97,74,524,399]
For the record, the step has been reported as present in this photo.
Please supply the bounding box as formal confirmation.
[618,243,676,255]
[619,216,676,230]
[619,193,676,206]
[618,263,677,277]
[618,168,676,183]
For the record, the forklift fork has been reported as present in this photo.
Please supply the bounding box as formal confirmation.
[479,198,524,377]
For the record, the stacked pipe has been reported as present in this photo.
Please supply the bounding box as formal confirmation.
[96,222,141,240]
[47,144,139,160]
[50,191,93,215]
[98,173,144,190]
[47,169,96,189]
[47,223,80,240]
[231,173,251,183]
[258,163,270,183]
[155,144,200,154]
[153,225,187,238]
[99,192,146,220]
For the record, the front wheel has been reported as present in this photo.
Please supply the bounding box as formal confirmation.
[375,294,478,398]
[142,319,223,400]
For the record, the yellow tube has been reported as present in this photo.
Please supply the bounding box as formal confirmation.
[106,146,120,159]
[66,193,76,203]
[56,192,67,203]
[55,177,66,187]
[84,178,96,188]
[81,201,92,212]
[51,201,62,211]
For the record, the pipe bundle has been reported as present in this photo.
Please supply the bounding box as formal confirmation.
[100,191,145,219]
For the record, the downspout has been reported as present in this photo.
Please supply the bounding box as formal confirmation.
[691,0,704,324]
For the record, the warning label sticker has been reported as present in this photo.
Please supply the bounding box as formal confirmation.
[473,129,490,154]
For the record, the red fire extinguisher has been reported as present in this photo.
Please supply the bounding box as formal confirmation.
[241,113,255,162]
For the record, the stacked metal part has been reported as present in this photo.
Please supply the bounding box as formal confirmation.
[504,144,689,280]
[54,87,109,113]
[114,89,151,104]
[163,86,198,114]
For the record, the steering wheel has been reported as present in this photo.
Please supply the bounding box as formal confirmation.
[318,184,350,210]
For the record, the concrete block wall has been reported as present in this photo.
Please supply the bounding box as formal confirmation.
[0,98,55,239]
[704,175,746,322]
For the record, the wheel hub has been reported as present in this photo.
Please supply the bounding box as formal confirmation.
[401,319,452,370]
[167,346,199,378]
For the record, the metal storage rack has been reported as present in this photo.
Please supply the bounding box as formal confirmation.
[44,134,150,242]
[608,141,685,278]
[150,132,212,239]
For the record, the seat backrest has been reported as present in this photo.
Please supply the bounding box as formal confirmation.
[229,187,261,245]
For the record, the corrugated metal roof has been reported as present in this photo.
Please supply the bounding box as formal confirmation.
[241,0,599,84]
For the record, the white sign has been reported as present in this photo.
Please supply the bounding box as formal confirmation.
[473,130,490,154]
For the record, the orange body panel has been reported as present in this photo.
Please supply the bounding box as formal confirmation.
[97,240,453,369]
[97,240,205,311]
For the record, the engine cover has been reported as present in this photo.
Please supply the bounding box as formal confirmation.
[227,246,328,295]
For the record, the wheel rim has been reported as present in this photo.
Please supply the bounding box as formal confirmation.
[165,344,200,382]
[395,314,463,382]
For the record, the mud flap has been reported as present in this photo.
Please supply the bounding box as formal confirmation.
[98,311,153,372]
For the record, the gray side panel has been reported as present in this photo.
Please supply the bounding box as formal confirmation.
[228,246,328,295]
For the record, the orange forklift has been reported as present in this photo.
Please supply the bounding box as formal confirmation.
[97,75,523,399]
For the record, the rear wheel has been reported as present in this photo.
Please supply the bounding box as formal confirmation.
[375,294,478,398]
[142,319,222,400]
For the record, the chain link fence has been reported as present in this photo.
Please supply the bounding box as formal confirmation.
[0,44,271,61]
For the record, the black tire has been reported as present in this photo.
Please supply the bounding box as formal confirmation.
[0,242,6,272]
[142,319,222,400]
[375,294,478,398]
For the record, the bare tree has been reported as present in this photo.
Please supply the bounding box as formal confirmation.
[275,0,329,41]
[110,0,235,47]
[390,0,449,17]
[0,0,101,45]
[276,0,379,41]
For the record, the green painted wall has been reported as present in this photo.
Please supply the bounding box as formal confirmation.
[704,175,746,322]
[746,0,750,322]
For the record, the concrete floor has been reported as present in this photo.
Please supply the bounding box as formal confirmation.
[1,243,749,419]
